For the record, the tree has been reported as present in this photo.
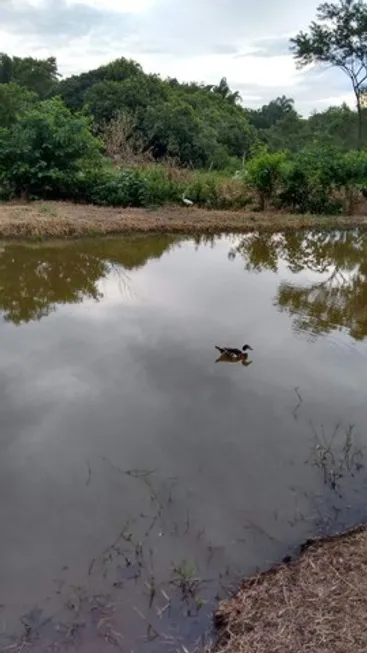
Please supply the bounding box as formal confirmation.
[246,96,296,130]
[212,77,241,104]
[58,57,142,111]
[291,0,367,147]
[0,53,13,83]
[84,80,127,124]
[143,100,208,165]
[0,97,103,199]
[0,83,37,128]
[0,55,59,98]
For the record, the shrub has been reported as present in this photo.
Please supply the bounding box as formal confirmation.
[245,150,288,209]
[87,169,148,207]
[278,148,344,214]
[143,164,188,205]
[0,97,103,199]
[335,150,367,214]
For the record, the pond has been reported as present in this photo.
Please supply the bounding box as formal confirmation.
[0,230,366,652]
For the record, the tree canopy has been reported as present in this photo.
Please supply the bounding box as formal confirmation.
[1,35,367,170]
[291,0,367,146]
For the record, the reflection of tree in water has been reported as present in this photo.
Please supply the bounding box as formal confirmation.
[229,230,367,341]
[0,235,179,325]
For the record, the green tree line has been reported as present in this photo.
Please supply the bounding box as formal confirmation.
[1,0,367,212]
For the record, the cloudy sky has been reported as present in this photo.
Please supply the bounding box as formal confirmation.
[1,0,354,114]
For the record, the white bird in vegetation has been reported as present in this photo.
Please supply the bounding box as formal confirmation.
[182,194,194,207]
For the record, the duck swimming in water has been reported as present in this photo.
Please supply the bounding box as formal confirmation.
[215,344,253,357]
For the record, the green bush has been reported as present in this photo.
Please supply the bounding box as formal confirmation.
[0,97,103,199]
[0,83,37,128]
[278,159,334,214]
[245,149,288,209]
[334,150,367,213]
[278,148,345,214]
[143,165,187,205]
[86,169,148,206]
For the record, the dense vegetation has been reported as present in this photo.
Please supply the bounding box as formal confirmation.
[1,0,367,214]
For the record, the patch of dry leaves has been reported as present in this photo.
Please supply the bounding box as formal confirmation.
[0,201,366,239]
[214,525,367,653]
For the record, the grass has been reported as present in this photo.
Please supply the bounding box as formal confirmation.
[213,524,367,653]
[0,200,367,240]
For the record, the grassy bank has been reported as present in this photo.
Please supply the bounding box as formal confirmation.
[214,524,367,653]
[1,201,367,240]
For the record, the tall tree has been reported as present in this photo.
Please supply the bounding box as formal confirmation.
[212,77,241,104]
[291,0,367,147]
[0,55,59,97]
[0,53,13,84]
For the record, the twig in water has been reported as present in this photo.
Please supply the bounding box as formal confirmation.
[88,558,95,577]
[85,460,92,486]
[293,386,303,421]
[133,606,162,642]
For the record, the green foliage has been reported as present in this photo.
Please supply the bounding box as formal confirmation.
[246,96,296,130]
[84,169,148,207]
[0,53,13,84]
[244,145,367,214]
[0,83,37,128]
[277,147,367,214]
[57,58,143,111]
[4,49,367,170]
[334,149,367,187]
[245,150,288,209]
[142,165,187,205]
[0,97,103,199]
[2,46,367,213]
[291,0,367,145]
[0,53,59,98]
[56,58,257,168]
[278,148,343,214]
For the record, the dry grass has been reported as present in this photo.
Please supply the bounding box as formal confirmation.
[0,201,367,240]
[214,524,367,653]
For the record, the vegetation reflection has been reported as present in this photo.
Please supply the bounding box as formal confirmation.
[0,235,179,324]
[229,230,367,340]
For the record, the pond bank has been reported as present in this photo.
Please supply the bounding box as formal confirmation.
[213,524,367,653]
[1,201,367,239]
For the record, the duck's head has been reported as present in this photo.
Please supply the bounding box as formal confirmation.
[242,344,253,352]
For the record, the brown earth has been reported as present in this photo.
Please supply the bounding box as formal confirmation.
[213,524,367,653]
[0,201,367,239]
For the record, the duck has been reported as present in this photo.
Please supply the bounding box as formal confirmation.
[215,344,253,357]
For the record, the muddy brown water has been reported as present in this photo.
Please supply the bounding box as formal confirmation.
[0,230,366,652]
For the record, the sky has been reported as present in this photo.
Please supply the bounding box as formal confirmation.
[0,0,355,114]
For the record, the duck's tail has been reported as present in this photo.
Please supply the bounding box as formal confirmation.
[215,345,225,353]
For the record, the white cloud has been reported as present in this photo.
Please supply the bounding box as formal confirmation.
[74,0,154,12]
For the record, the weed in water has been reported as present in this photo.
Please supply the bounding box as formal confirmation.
[309,421,364,494]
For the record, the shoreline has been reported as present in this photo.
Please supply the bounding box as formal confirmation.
[213,523,367,653]
[1,201,367,240]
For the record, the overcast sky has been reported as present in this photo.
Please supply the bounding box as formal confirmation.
[1,0,355,114]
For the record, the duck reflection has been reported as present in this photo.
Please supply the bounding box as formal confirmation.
[214,345,253,367]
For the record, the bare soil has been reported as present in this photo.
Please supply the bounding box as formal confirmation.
[0,201,367,239]
[214,524,367,653]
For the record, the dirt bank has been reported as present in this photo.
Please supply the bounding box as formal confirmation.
[1,201,367,239]
[214,524,367,653]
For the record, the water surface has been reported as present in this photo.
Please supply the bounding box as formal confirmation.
[0,230,366,652]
